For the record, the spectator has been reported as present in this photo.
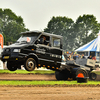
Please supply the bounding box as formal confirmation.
[64,52,67,60]
[78,54,81,58]
[73,53,78,60]
[62,52,66,62]
[73,53,77,60]
[70,52,74,60]
[88,55,92,59]
[81,54,85,58]
[67,54,71,60]
[76,54,79,59]
[92,56,96,60]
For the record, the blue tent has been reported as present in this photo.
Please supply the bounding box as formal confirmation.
[75,38,100,52]
[75,33,100,60]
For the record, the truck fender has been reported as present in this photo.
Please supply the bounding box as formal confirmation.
[26,53,38,65]
[89,72,97,80]
[71,67,88,80]
[28,53,38,59]
[76,68,88,77]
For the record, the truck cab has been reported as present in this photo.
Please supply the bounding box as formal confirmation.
[1,31,63,71]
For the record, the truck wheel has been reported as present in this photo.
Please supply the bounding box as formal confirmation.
[55,70,69,80]
[89,73,97,80]
[24,58,36,71]
[76,68,88,78]
[7,62,17,71]
[71,68,79,80]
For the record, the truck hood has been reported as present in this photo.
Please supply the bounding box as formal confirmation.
[4,43,29,49]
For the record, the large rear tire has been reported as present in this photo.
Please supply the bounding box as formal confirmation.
[24,58,36,71]
[7,61,18,71]
[76,68,89,83]
[76,68,88,77]
[55,70,70,80]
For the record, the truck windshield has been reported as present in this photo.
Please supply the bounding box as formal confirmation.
[16,34,38,44]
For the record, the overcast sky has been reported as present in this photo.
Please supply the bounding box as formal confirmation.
[0,0,100,31]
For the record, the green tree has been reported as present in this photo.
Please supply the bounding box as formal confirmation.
[0,8,28,44]
[44,16,75,51]
[4,21,27,43]
[0,19,3,32]
[74,14,100,49]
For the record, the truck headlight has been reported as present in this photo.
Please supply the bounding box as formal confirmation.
[13,49,21,52]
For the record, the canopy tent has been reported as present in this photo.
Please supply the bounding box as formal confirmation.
[75,32,100,60]
[75,38,100,52]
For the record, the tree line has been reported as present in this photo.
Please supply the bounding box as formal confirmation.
[44,16,100,51]
[0,8,100,51]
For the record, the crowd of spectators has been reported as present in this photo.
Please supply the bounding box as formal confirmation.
[62,51,97,62]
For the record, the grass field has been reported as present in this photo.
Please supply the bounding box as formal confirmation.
[0,70,100,86]
[0,80,100,85]
[0,69,100,75]
[0,69,55,74]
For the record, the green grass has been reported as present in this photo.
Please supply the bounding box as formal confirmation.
[0,70,55,74]
[0,80,100,85]
[0,70,100,86]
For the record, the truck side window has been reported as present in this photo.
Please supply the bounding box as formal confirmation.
[52,38,60,48]
[38,35,50,46]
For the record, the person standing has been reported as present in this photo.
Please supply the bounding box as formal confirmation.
[88,55,92,59]
[81,54,85,58]
[62,52,66,62]
[92,56,96,60]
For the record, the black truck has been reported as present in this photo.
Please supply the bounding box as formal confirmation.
[0,31,98,80]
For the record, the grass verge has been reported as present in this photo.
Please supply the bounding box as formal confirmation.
[0,70,55,74]
[0,80,100,86]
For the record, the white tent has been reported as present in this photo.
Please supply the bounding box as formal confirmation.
[75,32,100,60]
[75,38,100,52]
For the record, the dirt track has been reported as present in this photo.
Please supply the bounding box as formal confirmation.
[0,74,100,100]
[0,73,56,81]
[0,73,100,81]
[0,86,100,100]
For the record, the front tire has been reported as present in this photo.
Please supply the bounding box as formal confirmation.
[24,58,36,71]
[89,73,97,80]
[7,61,18,71]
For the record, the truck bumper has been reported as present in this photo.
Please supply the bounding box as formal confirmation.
[1,53,27,62]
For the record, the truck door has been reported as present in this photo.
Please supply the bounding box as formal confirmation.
[36,35,50,66]
[49,37,62,67]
